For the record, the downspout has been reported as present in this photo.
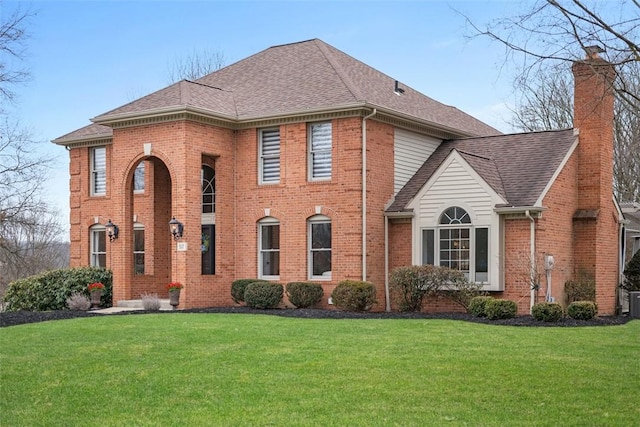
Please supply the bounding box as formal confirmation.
[384,215,390,311]
[362,108,377,281]
[525,210,536,312]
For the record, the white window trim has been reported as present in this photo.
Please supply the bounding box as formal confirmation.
[90,225,106,267]
[308,215,332,280]
[259,128,280,185]
[258,217,280,280]
[308,122,332,181]
[133,223,145,275]
[91,146,106,196]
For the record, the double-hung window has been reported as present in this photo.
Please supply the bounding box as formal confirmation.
[259,128,280,184]
[133,225,145,275]
[259,218,280,279]
[90,226,106,267]
[308,122,332,180]
[422,206,489,283]
[308,215,331,279]
[91,146,106,196]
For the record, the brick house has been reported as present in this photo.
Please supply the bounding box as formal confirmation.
[53,39,623,314]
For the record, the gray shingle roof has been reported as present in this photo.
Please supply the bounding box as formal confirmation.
[53,123,112,143]
[89,39,498,136]
[387,128,577,212]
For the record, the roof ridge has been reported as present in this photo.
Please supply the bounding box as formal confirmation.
[456,148,492,161]
[312,39,363,101]
[185,79,229,92]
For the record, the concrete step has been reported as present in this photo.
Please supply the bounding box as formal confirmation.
[117,299,173,310]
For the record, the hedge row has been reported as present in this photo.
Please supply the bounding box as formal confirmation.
[3,267,113,312]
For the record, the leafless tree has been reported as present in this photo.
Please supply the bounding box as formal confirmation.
[167,49,226,83]
[0,1,33,106]
[0,209,68,298]
[508,63,640,202]
[0,1,67,299]
[467,0,640,111]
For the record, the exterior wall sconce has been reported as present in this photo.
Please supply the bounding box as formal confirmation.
[105,219,119,242]
[169,217,184,240]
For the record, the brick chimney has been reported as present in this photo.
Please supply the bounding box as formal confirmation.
[571,47,618,314]
[572,46,616,211]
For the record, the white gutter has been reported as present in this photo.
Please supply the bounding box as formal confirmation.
[525,210,536,312]
[362,108,377,282]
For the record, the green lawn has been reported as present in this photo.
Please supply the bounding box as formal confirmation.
[1,314,638,426]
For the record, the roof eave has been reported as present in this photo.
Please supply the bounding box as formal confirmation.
[91,105,238,127]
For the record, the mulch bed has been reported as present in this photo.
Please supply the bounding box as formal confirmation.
[0,306,634,328]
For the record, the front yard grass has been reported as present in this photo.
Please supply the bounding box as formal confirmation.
[1,314,638,426]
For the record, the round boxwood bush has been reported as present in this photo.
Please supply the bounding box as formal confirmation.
[484,299,518,320]
[531,302,564,322]
[567,300,598,320]
[231,279,267,304]
[468,296,493,317]
[244,282,283,309]
[3,267,113,312]
[331,280,377,312]
[286,282,324,308]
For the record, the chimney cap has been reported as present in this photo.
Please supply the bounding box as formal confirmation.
[584,45,605,59]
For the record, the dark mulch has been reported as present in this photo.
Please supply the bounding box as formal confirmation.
[0,306,634,328]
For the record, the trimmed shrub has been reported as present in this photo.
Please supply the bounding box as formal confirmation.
[531,302,564,322]
[66,292,91,311]
[469,296,493,317]
[567,300,598,320]
[389,265,436,311]
[286,282,323,308]
[3,267,113,312]
[244,282,283,309]
[485,299,518,320]
[621,249,640,292]
[331,280,377,312]
[564,272,596,304]
[141,293,162,311]
[231,279,267,304]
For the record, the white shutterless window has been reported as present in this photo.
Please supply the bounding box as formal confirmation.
[90,225,106,267]
[258,217,280,279]
[259,128,280,184]
[91,146,106,196]
[308,122,332,180]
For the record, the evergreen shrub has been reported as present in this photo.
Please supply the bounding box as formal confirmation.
[567,300,598,320]
[286,282,323,308]
[3,267,112,312]
[469,296,493,317]
[531,302,564,322]
[231,279,267,304]
[331,280,377,312]
[484,299,518,320]
[244,282,283,309]
[622,249,640,292]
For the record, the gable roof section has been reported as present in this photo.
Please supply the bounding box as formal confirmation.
[387,128,577,212]
[56,39,498,144]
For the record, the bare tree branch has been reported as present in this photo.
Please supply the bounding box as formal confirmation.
[0,1,34,106]
[466,0,640,110]
[167,49,226,83]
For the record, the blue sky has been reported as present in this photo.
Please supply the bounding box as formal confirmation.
[6,0,530,239]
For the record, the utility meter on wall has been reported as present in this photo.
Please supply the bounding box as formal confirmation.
[544,254,555,271]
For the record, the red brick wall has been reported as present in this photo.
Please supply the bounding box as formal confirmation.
[67,115,400,309]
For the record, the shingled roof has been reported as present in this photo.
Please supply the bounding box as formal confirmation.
[387,128,578,212]
[69,39,497,140]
